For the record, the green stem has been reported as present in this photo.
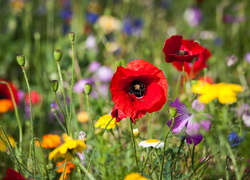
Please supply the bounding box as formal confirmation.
[154,150,162,173]
[53,112,67,133]
[54,92,68,134]
[0,81,22,156]
[182,62,186,93]
[74,158,96,180]
[34,138,50,180]
[171,137,185,177]
[57,62,69,117]
[160,117,175,180]
[69,41,76,136]
[86,95,95,133]
[62,159,67,180]
[130,120,139,171]
[0,124,23,173]
[192,145,195,170]
[22,67,36,179]
[148,113,153,138]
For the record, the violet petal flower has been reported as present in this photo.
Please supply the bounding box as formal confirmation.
[244,53,250,63]
[184,6,202,27]
[88,61,101,73]
[96,66,113,82]
[167,98,212,146]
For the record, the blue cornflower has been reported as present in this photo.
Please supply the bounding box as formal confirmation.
[228,132,244,147]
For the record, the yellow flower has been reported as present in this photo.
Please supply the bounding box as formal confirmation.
[0,130,15,152]
[192,81,243,104]
[49,136,87,161]
[98,15,121,34]
[124,173,149,180]
[77,112,89,123]
[95,114,118,129]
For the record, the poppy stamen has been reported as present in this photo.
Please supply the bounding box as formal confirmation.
[177,50,188,55]
[129,80,145,98]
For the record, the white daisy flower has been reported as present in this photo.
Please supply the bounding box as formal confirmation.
[139,139,164,148]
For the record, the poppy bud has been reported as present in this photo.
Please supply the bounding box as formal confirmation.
[53,50,62,61]
[51,80,59,92]
[169,107,177,118]
[84,83,92,95]
[16,54,25,67]
[27,157,34,172]
[68,32,75,42]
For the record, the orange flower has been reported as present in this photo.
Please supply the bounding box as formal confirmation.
[57,160,75,180]
[35,134,61,149]
[0,99,14,113]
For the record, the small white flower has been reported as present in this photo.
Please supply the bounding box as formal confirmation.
[139,139,164,148]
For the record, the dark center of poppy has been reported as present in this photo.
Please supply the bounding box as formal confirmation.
[177,50,188,55]
[129,80,145,98]
[0,95,6,100]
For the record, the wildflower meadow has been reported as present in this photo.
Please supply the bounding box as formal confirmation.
[1,0,250,179]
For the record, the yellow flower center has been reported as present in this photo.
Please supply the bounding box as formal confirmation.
[145,139,160,143]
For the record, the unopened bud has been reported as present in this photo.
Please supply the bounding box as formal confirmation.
[27,157,34,172]
[51,80,59,92]
[140,156,144,163]
[84,83,92,95]
[133,128,139,137]
[46,163,53,170]
[53,50,62,61]
[16,54,25,67]
[169,107,177,118]
[68,32,75,42]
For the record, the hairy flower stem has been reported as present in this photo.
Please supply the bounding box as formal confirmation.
[22,67,36,179]
[34,138,50,180]
[57,62,69,117]
[69,41,75,136]
[86,95,95,133]
[160,117,175,180]
[130,120,139,171]
[0,81,23,157]
[0,124,23,173]
[182,62,186,93]
[62,159,67,180]
[171,137,185,178]
[54,92,68,134]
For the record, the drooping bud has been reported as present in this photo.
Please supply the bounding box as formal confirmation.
[16,54,25,67]
[169,106,177,118]
[53,50,62,61]
[68,32,75,42]
[51,80,59,92]
[84,83,92,95]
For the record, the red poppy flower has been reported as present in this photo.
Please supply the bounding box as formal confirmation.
[163,35,204,63]
[3,168,26,180]
[199,76,214,84]
[25,91,41,105]
[172,48,211,77]
[110,59,168,123]
[0,80,19,113]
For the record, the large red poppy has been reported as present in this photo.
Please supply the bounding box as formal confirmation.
[0,80,19,113]
[110,59,168,124]
[163,35,204,63]
[3,168,26,180]
[172,48,211,77]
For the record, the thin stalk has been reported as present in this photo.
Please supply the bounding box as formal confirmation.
[53,112,67,133]
[153,150,162,173]
[171,137,185,177]
[192,146,195,170]
[74,158,96,180]
[182,62,186,93]
[22,67,36,179]
[69,41,76,135]
[0,124,23,173]
[110,129,118,143]
[86,95,95,132]
[57,62,69,117]
[160,117,175,180]
[130,120,139,171]
[0,81,22,156]
[62,159,67,180]
[54,92,68,134]
[34,138,50,180]
[148,113,153,138]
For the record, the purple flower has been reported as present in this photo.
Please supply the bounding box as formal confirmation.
[228,132,244,147]
[223,15,245,23]
[242,112,250,127]
[74,79,94,93]
[96,66,113,82]
[88,61,101,73]
[244,53,250,63]
[167,98,212,146]
[184,6,202,27]
[123,17,144,36]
